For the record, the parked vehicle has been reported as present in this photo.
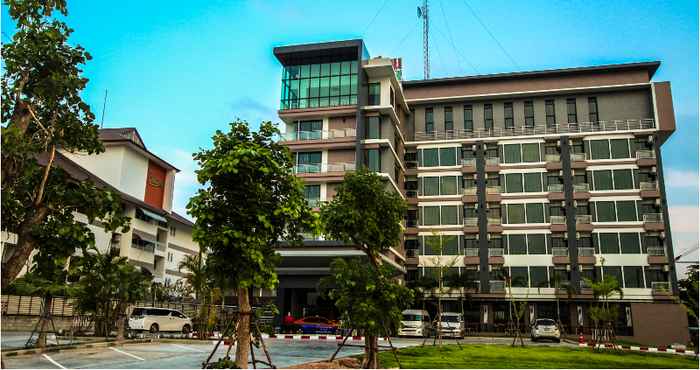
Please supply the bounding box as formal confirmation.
[530,318,561,342]
[128,307,192,334]
[293,315,339,334]
[437,312,465,338]
[399,309,432,337]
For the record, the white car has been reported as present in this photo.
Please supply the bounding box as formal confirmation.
[437,312,465,338]
[128,307,192,334]
[530,318,561,342]
[399,309,432,337]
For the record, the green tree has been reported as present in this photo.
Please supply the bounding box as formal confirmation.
[423,233,460,346]
[1,0,129,288]
[178,253,207,301]
[187,120,315,368]
[586,275,624,346]
[679,264,699,326]
[320,169,409,368]
[71,248,150,340]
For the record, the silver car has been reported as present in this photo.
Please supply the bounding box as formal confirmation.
[128,307,193,334]
[437,312,465,338]
[530,318,561,342]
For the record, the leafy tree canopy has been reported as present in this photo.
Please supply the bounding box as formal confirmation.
[679,264,698,322]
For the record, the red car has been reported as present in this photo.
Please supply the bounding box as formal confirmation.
[293,315,339,334]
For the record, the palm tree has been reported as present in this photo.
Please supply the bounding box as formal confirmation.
[550,273,576,334]
[587,275,624,346]
[178,253,207,301]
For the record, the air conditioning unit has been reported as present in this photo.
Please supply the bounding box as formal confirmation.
[564,232,569,240]
[559,170,564,176]
[566,264,571,272]
[647,135,654,144]
[568,139,573,146]
[556,141,561,148]
[660,232,666,239]
[473,174,478,179]
[651,166,657,174]
[663,265,670,272]
[655,198,662,206]
[573,200,579,207]
[483,144,488,151]
[472,144,477,152]
[561,201,566,207]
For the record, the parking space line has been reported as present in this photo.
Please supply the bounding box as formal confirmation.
[109,347,146,361]
[42,354,67,369]
[170,343,206,353]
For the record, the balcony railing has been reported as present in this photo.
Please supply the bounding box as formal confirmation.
[413,119,655,141]
[643,213,663,223]
[487,217,502,225]
[573,183,590,192]
[485,157,500,166]
[580,279,592,289]
[486,185,502,194]
[640,181,658,191]
[651,281,671,294]
[490,280,506,293]
[463,217,479,227]
[550,215,566,224]
[545,153,560,162]
[636,149,656,159]
[552,247,569,256]
[281,128,356,141]
[294,162,356,174]
[488,248,504,257]
[569,152,586,162]
[548,183,564,192]
[155,242,166,252]
[462,158,476,166]
[306,199,324,208]
[578,247,595,257]
[463,187,477,195]
[576,214,592,224]
[464,248,479,257]
[647,247,666,256]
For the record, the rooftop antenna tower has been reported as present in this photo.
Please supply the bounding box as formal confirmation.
[100,89,108,129]
[417,0,429,79]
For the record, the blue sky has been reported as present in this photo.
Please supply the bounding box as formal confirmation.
[2,0,698,265]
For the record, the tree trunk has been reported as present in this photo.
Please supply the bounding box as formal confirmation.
[235,288,251,369]
[36,294,52,348]
[116,302,126,342]
[364,335,378,369]
[0,206,49,289]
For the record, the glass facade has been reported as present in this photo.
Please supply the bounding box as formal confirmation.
[280,60,358,110]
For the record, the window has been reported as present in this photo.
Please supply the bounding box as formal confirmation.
[504,102,514,129]
[419,147,459,167]
[443,235,459,255]
[441,206,460,225]
[390,86,395,108]
[616,201,638,221]
[598,233,620,253]
[440,176,459,195]
[505,173,524,193]
[644,267,668,287]
[588,97,599,122]
[530,266,548,288]
[510,267,529,287]
[526,203,546,223]
[620,233,641,254]
[439,147,457,166]
[368,82,381,105]
[423,235,441,255]
[593,201,639,222]
[593,170,613,190]
[602,266,623,286]
[421,177,440,196]
[425,108,434,133]
[501,143,542,164]
[545,99,556,127]
[422,206,440,226]
[588,138,633,160]
[484,104,493,129]
[524,101,534,128]
[444,107,454,132]
[589,140,611,160]
[527,235,547,254]
[281,61,358,110]
[522,143,541,162]
[623,266,644,288]
[613,169,634,190]
[421,176,460,196]
[610,139,631,159]
[566,98,577,123]
[503,144,522,164]
[503,172,544,193]
[507,235,527,254]
[297,120,323,140]
[362,149,380,172]
[366,116,380,139]
[523,172,543,192]
[506,204,526,224]
[594,201,616,222]
[464,105,473,132]
[421,148,439,167]
[420,205,460,225]
[304,185,321,207]
[296,152,322,173]
[169,226,176,237]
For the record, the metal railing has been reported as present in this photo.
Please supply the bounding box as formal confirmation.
[576,214,592,224]
[485,157,500,166]
[294,162,356,174]
[570,153,586,162]
[486,185,502,194]
[640,181,658,191]
[487,217,502,225]
[463,217,479,227]
[545,153,560,162]
[462,158,476,166]
[413,119,655,141]
[155,242,166,252]
[643,213,663,223]
[489,280,506,293]
[281,128,356,141]
[547,184,564,192]
[552,247,569,256]
[636,149,656,159]
[651,281,671,294]
[463,187,477,195]
[464,248,479,257]
[573,183,590,192]
[488,248,504,257]
[647,247,666,256]
[550,215,566,224]
[578,247,595,257]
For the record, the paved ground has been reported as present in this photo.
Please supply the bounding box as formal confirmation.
[2,337,570,369]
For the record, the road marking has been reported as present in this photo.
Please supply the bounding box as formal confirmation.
[42,354,66,369]
[109,347,145,361]
[170,343,206,353]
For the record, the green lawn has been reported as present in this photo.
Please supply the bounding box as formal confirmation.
[377,344,698,369]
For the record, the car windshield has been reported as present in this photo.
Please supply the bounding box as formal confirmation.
[441,315,460,322]
[131,308,145,316]
[403,314,421,321]
[536,319,556,326]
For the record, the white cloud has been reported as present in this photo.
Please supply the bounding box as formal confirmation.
[668,206,699,233]
[665,169,699,189]
[168,148,201,221]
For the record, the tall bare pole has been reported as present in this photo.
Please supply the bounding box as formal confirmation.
[418,0,430,79]
[100,89,108,128]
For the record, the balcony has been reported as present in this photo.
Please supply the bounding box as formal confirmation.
[580,279,593,291]
[569,153,586,162]
[573,183,590,193]
[464,248,480,265]
[643,213,665,231]
[487,217,502,225]
[463,187,478,196]
[486,185,502,194]
[485,157,500,171]
[463,217,479,227]
[405,249,419,265]
[550,215,566,224]
[154,241,167,256]
[294,162,356,175]
[651,281,671,295]
[640,181,660,198]
[647,246,668,264]
[545,154,560,162]
[489,280,506,293]
[488,248,504,264]
[551,247,570,264]
[548,184,564,193]
[636,149,657,167]
[577,247,595,264]
[281,128,356,142]
[462,158,476,167]
[575,214,592,224]
[413,119,655,141]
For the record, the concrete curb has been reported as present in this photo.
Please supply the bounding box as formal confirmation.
[577,342,698,357]
[1,339,154,357]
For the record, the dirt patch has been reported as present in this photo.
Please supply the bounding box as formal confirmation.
[286,356,362,369]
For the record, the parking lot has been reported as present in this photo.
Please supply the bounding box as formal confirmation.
[2,336,570,369]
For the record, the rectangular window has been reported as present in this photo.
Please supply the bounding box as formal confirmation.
[439,147,457,166]
[595,201,617,222]
[422,177,440,196]
[422,206,440,226]
[506,204,526,224]
[366,116,380,139]
[620,233,641,254]
[599,233,620,253]
[365,149,380,172]
[524,101,535,128]
[603,266,623,286]
[566,98,577,123]
[444,107,454,131]
[505,173,524,193]
[463,105,473,132]
[440,176,459,195]
[522,143,541,162]
[368,82,381,105]
[441,206,460,225]
[281,61,357,110]
[623,266,644,288]
[610,139,631,159]
[593,170,613,190]
[530,266,548,288]
[589,140,610,160]
[510,267,529,287]
[616,200,638,221]
[443,235,459,255]
[504,102,514,129]
[296,152,322,173]
[297,120,323,140]
[484,104,493,129]
[423,235,441,255]
[523,172,543,192]
[507,235,527,255]
[526,203,545,223]
[503,144,522,164]
[545,99,556,127]
[588,97,599,122]
[425,108,434,133]
[421,148,439,167]
[613,169,634,190]
[528,235,547,254]
[303,185,321,206]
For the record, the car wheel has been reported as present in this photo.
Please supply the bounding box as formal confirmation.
[149,323,159,334]
[182,324,191,334]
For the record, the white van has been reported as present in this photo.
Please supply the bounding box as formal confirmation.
[399,309,431,337]
[437,312,465,338]
[128,307,192,334]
